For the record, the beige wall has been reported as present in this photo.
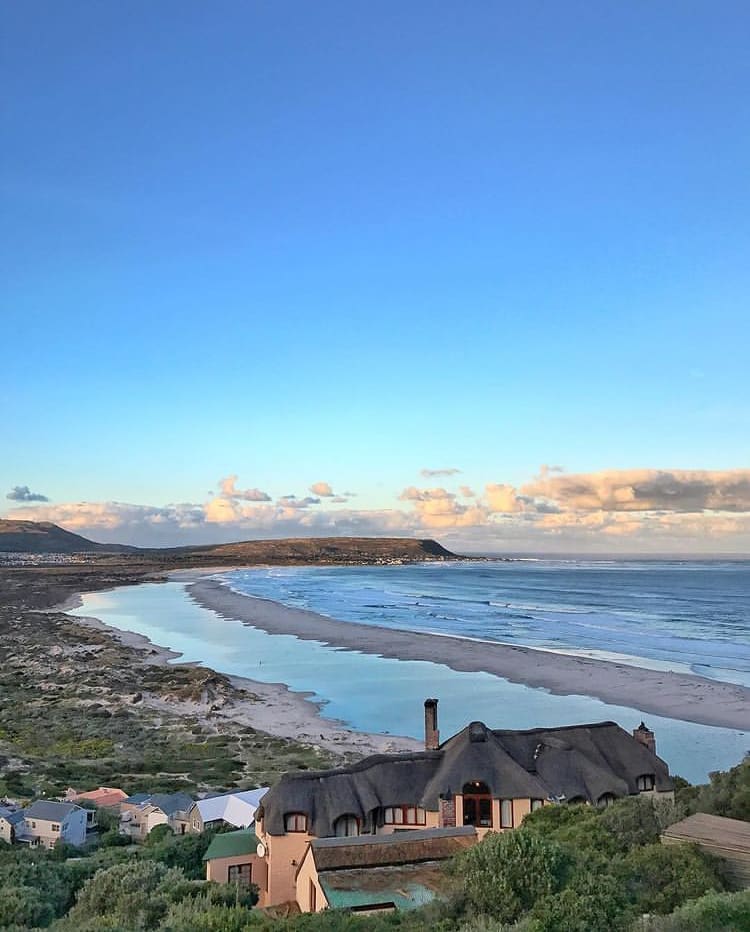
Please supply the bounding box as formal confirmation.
[255,817,313,908]
[0,819,14,843]
[295,850,327,913]
[206,852,265,887]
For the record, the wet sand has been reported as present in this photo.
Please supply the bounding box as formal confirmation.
[189,576,750,731]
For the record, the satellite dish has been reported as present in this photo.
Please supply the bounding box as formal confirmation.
[256,841,266,858]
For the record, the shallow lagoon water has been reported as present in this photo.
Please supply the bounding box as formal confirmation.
[69,581,749,784]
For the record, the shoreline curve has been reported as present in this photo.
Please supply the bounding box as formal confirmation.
[188,575,750,732]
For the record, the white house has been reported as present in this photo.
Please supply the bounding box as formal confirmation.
[188,788,268,834]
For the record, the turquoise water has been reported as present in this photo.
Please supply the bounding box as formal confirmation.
[69,579,749,784]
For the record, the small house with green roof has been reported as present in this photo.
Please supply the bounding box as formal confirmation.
[203,828,262,888]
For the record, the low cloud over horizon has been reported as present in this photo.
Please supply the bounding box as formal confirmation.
[4,468,750,553]
[6,485,49,503]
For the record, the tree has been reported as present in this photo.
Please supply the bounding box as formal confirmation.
[640,889,750,931]
[529,874,631,932]
[67,860,186,929]
[0,883,56,929]
[454,829,570,923]
[616,842,727,915]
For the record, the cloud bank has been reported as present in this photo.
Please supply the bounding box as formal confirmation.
[5,468,750,552]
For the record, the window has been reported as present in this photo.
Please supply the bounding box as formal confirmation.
[531,799,544,812]
[383,806,426,826]
[597,793,616,808]
[227,863,252,886]
[462,782,493,828]
[284,812,307,833]
[334,814,360,837]
[500,799,513,828]
[637,774,655,792]
[310,878,317,912]
[51,824,60,833]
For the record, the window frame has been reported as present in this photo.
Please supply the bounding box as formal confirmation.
[383,805,426,826]
[500,799,514,828]
[636,774,655,792]
[462,781,493,829]
[284,812,308,833]
[334,814,361,837]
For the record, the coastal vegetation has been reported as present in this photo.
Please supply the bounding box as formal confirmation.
[1,783,749,929]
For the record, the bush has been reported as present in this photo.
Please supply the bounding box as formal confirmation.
[454,829,570,923]
[66,860,186,929]
[616,842,727,914]
[528,874,631,932]
[640,889,750,931]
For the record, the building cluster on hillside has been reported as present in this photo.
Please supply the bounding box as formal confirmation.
[0,785,268,850]
[4,699,749,917]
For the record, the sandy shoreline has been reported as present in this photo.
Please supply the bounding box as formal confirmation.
[188,576,750,731]
[58,588,420,758]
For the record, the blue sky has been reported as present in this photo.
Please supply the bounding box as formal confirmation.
[2,2,749,551]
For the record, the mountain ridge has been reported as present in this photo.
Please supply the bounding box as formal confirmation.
[0,519,456,563]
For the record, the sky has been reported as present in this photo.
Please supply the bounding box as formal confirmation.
[2,1,749,553]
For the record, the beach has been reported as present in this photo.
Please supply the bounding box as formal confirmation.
[188,574,750,732]
[59,586,420,760]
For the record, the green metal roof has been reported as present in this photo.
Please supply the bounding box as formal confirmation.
[203,828,259,861]
[320,880,436,912]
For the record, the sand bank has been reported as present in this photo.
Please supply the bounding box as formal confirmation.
[189,577,750,732]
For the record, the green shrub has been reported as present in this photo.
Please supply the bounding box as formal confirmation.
[454,829,570,923]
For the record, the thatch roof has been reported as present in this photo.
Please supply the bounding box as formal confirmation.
[259,719,672,837]
[309,826,477,872]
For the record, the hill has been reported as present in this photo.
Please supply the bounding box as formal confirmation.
[0,520,134,554]
[0,520,456,564]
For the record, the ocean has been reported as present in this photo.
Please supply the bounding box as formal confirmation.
[68,559,750,783]
[226,559,750,687]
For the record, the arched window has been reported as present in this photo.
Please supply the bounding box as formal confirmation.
[597,793,616,808]
[636,774,655,792]
[334,814,360,837]
[284,812,308,832]
[462,781,492,828]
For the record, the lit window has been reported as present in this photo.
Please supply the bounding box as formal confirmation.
[500,800,513,828]
[284,812,307,832]
[636,774,655,792]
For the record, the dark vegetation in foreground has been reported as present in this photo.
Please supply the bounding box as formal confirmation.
[1,764,750,931]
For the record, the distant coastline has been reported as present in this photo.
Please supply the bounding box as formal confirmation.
[188,574,750,732]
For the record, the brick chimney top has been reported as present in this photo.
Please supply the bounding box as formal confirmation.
[633,721,656,755]
[424,698,439,750]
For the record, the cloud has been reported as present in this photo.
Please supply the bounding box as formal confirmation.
[459,486,476,498]
[310,481,334,497]
[6,485,49,503]
[277,495,320,509]
[521,469,750,513]
[7,467,750,552]
[399,486,456,502]
[420,467,461,478]
[218,475,271,502]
